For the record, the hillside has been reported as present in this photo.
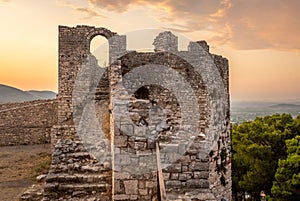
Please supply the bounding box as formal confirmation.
[0,84,56,104]
[26,90,56,100]
[269,103,300,109]
[231,101,300,123]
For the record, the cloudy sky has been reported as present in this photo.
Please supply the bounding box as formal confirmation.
[0,0,299,101]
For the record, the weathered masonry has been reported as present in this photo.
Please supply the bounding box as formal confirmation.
[44,25,231,201]
[0,99,57,146]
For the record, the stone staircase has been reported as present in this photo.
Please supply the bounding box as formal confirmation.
[42,139,112,200]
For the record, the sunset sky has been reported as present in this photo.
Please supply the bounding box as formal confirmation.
[0,0,299,101]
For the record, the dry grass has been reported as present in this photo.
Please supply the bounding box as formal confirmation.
[0,144,51,201]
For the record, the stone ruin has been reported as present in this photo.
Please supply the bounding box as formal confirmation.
[26,25,231,200]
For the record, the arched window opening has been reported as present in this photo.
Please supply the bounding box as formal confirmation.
[90,36,109,67]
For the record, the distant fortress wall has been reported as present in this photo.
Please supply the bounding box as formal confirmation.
[0,99,57,146]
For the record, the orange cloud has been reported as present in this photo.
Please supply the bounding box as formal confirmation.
[81,0,300,52]
[87,0,163,12]
[85,0,226,37]
[56,0,105,19]
[223,0,300,51]
[75,7,106,19]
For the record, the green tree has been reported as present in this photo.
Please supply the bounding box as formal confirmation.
[232,114,296,201]
[271,135,300,201]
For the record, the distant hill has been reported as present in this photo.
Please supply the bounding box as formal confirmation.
[26,90,56,100]
[231,101,300,124]
[269,103,300,109]
[0,84,56,104]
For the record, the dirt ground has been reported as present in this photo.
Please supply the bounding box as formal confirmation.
[0,144,51,201]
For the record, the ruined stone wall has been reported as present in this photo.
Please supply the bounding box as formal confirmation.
[52,25,119,145]
[0,99,57,146]
[109,51,211,200]
[108,31,231,201]
[43,26,117,200]
[44,25,231,201]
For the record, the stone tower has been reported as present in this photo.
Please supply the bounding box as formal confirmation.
[44,25,231,201]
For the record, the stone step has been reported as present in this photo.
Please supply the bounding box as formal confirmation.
[54,151,111,163]
[53,151,92,159]
[42,196,110,201]
[68,152,93,158]
[44,183,110,197]
[49,164,110,174]
[46,173,111,183]
[44,139,112,199]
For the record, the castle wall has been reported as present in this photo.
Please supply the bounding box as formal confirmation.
[0,99,57,146]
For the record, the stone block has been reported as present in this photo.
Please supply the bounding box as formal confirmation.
[114,135,128,147]
[182,165,189,172]
[114,172,131,180]
[166,163,182,173]
[170,173,179,180]
[130,195,138,200]
[179,155,191,163]
[139,189,148,196]
[124,180,138,195]
[145,181,156,188]
[189,162,209,171]
[163,172,170,180]
[114,194,130,200]
[186,179,209,188]
[134,141,146,150]
[166,180,182,188]
[194,171,209,179]
[114,180,122,193]
[179,173,191,181]
[138,180,145,188]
